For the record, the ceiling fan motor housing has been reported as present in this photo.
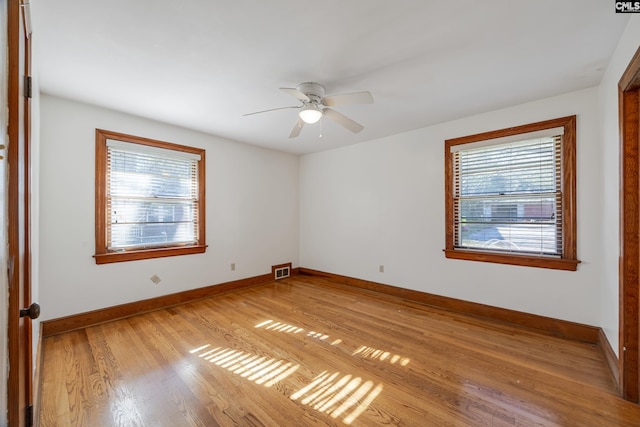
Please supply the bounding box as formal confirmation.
[297,82,325,104]
[244,81,371,138]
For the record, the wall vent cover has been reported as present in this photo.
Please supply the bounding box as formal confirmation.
[275,266,290,280]
[272,263,292,280]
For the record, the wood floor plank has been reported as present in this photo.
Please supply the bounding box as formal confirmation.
[102,320,187,426]
[38,336,73,426]
[39,277,640,426]
[85,325,147,426]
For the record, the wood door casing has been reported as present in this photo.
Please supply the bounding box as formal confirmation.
[7,0,33,425]
[619,46,640,403]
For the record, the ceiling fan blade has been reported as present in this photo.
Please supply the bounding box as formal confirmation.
[280,87,311,102]
[243,105,300,116]
[322,91,373,106]
[289,117,305,138]
[322,108,364,133]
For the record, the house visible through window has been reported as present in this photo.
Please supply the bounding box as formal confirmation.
[444,116,579,271]
[94,129,206,264]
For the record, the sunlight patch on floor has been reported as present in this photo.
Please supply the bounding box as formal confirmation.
[188,342,384,425]
[291,371,384,425]
[253,320,412,366]
[308,331,330,340]
[189,346,299,388]
[255,319,341,345]
[189,344,210,354]
[189,319,407,424]
[255,319,304,334]
[352,345,410,366]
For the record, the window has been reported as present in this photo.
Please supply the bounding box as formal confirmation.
[444,116,579,271]
[94,129,206,264]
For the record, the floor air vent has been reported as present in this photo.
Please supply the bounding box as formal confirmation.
[272,263,292,280]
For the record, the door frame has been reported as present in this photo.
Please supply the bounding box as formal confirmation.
[7,0,33,425]
[619,46,640,403]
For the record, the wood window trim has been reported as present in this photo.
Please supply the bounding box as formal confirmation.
[94,129,206,264]
[444,115,579,271]
[619,46,640,402]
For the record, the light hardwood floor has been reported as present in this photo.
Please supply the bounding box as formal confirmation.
[38,276,640,426]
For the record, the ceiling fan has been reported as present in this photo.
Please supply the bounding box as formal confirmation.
[243,82,374,138]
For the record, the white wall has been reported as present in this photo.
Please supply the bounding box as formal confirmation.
[31,0,42,375]
[599,16,640,356]
[38,95,299,320]
[300,87,603,326]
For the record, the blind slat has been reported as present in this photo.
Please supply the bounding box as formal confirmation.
[107,142,199,250]
[452,134,562,256]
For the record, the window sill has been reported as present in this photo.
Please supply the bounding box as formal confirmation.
[443,249,580,271]
[94,245,207,264]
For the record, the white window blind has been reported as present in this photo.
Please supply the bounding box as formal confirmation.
[106,141,199,250]
[452,135,562,256]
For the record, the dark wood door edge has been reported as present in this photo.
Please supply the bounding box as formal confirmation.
[619,45,640,402]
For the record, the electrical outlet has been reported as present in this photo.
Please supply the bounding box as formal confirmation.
[231,263,236,271]
[150,274,161,284]
[379,265,384,273]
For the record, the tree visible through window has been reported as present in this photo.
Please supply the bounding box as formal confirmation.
[94,129,206,264]
[444,116,579,271]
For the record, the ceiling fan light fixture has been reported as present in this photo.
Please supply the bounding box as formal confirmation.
[299,105,322,124]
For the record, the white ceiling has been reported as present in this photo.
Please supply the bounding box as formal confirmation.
[33,1,629,155]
